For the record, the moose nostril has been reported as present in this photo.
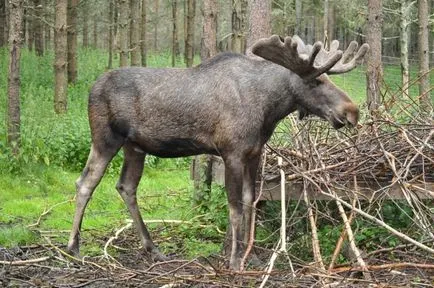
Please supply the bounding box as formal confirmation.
[346,107,359,126]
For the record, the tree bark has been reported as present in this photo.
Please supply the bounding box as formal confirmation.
[33,0,43,56]
[54,0,68,114]
[27,3,34,51]
[141,0,147,66]
[295,0,302,36]
[119,0,129,67]
[44,0,50,50]
[130,0,141,65]
[185,0,195,67]
[327,0,335,47]
[67,0,78,83]
[417,0,432,113]
[108,0,114,69]
[82,1,88,47]
[366,0,383,112]
[0,0,5,47]
[200,0,217,61]
[231,0,247,53]
[246,0,271,49]
[153,0,158,51]
[7,0,24,154]
[171,0,178,66]
[323,0,328,44]
[400,0,412,97]
[93,12,98,48]
[194,0,218,207]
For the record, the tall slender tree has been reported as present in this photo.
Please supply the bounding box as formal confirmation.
[400,0,414,97]
[141,0,147,66]
[0,0,5,47]
[417,0,431,112]
[33,0,43,56]
[153,0,159,51]
[7,0,24,154]
[82,1,89,47]
[231,0,247,53]
[366,0,383,111]
[108,0,114,69]
[185,0,195,67]
[130,0,141,65]
[246,0,271,49]
[93,12,98,48]
[171,0,178,66]
[200,0,217,60]
[193,0,218,207]
[119,0,129,66]
[67,0,78,83]
[54,0,68,114]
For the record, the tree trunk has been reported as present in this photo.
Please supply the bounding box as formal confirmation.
[67,0,78,83]
[295,0,302,36]
[130,0,141,65]
[82,1,88,47]
[194,0,218,207]
[323,0,328,44]
[54,0,68,114]
[327,0,335,47]
[7,0,24,155]
[93,12,98,48]
[108,0,114,69]
[141,0,147,66]
[27,3,34,51]
[119,0,129,67]
[153,0,158,51]
[33,0,43,56]
[4,0,9,46]
[418,0,432,113]
[171,0,178,66]
[185,0,195,67]
[400,0,411,97]
[366,0,383,112]
[0,0,5,47]
[44,0,50,50]
[246,0,271,49]
[231,0,247,53]
[200,0,217,61]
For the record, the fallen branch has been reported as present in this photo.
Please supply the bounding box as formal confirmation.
[0,256,51,266]
[331,262,434,273]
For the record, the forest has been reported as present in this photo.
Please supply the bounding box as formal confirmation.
[0,0,433,287]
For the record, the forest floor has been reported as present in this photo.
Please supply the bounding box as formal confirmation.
[1,230,433,287]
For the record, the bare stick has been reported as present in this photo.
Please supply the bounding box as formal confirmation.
[331,262,434,273]
[328,198,356,273]
[103,220,133,260]
[304,183,325,270]
[0,256,51,266]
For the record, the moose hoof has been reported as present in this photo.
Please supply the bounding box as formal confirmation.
[149,248,170,262]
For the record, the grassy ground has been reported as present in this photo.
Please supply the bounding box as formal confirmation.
[0,47,432,261]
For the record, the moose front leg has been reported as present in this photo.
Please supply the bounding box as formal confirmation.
[224,155,244,270]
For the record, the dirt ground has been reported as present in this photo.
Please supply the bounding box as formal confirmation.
[1,232,433,287]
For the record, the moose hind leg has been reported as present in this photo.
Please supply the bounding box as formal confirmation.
[67,143,121,255]
[116,144,167,262]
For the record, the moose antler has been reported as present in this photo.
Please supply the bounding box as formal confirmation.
[251,35,369,80]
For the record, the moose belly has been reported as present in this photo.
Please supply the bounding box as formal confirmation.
[133,137,217,158]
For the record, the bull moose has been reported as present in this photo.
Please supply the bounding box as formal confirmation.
[67,35,369,270]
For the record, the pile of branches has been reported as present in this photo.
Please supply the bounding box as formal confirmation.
[256,86,433,282]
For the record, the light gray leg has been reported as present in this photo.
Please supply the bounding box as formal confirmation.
[116,145,167,261]
[67,144,119,255]
[224,155,244,270]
